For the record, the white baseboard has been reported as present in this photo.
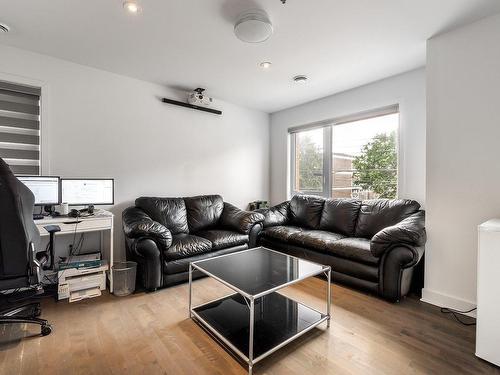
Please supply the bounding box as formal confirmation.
[421,288,477,318]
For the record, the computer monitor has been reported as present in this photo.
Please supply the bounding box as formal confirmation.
[61,178,114,206]
[17,176,60,206]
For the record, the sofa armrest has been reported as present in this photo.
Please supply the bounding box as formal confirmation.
[122,207,172,249]
[125,237,162,291]
[379,245,425,301]
[255,201,290,228]
[220,203,265,234]
[370,211,426,258]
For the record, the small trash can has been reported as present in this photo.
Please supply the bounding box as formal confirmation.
[112,261,137,296]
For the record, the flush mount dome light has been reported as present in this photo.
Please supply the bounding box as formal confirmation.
[234,9,273,43]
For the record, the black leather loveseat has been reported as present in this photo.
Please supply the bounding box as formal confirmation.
[122,195,264,290]
[257,195,426,301]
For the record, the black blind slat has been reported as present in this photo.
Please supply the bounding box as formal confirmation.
[0,81,41,96]
[9,165,39,175]
[0,116,39,130]
[0,148,39,160]
[0,90,39,105]
[0,100,39,115]
[0,132,39,145]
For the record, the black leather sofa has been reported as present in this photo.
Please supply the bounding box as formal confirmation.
[257,195,426,301]
[122,195,265,290]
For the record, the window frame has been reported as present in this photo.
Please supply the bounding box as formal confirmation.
[289,105,400,199]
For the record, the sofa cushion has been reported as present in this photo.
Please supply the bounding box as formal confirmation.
[289,195,325,229]
[196,230,249,250]
[164,234,212,261]
[184,195,224,232]
[319,198,361,236]
[256,201,289,228]
[288,230,345,251]
[135,197,188,234]
[219,203,265,234]
[326,238,379,265]
[260,226,303,242]
[355,199,421,239]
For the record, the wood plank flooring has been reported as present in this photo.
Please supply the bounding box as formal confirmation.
[0,277,498,375]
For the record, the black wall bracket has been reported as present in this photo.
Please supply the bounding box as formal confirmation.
[161,98,222,115]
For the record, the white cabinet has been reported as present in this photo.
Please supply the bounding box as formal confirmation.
[477,219,500,366]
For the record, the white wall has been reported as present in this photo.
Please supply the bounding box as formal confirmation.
[423,13,500,311]
[270,68,426,206]
[0,44,270,260]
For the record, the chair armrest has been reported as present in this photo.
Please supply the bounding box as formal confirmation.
[122,207,172,249]
[370,211,426,258]
[220,203,265,234]
[255,201,290,228]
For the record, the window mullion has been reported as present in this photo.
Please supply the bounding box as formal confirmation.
[289,133,297,197]
[323,126,332,198]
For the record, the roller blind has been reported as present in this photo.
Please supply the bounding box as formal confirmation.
[0,81,41,175]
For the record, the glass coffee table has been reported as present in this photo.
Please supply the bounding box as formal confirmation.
[188,247,331,374]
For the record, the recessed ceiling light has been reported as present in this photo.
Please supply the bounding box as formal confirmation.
[260,62,272,69]
[0,23,10,33]
[123,1,141,14]
[293,75,308,83]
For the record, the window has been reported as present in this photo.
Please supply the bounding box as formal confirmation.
[292,127,325,195]
[290,107,399,199]
[0,81,41,175]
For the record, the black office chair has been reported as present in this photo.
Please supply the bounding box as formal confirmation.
[0,158,52,336]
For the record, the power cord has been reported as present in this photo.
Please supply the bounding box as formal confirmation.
[440,306,477,326]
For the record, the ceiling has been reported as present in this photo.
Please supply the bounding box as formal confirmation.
[1,0,499,113]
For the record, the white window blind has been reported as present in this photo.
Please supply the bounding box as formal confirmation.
[0,81,41,175]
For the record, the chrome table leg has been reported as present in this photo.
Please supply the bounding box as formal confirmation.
[188,263,193,318]
[249,298,255,374]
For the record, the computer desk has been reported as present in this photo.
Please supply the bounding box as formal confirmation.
[35,209,115,293]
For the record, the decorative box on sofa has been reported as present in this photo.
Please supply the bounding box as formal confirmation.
[122,195,265,290]
[257,195,426,301]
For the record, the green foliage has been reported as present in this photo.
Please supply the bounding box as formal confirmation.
[352,132,397,198]
[297,136,323,191]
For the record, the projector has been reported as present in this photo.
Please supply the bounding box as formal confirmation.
[187,88,213,107]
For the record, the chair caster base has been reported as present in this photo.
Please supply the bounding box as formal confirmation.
[41,324,52,336]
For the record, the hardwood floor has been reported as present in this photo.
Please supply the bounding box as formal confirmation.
[0,278,498,375]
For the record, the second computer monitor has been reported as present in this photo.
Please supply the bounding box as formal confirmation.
[61,179,114,206]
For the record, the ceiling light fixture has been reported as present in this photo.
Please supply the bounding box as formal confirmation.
[260,62,272,69]
[123,1,141,14]
[293,75,308,83]
[234,9,273,43]
[0,23,10,33]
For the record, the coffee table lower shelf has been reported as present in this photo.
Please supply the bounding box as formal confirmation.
[191,292,328,369]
